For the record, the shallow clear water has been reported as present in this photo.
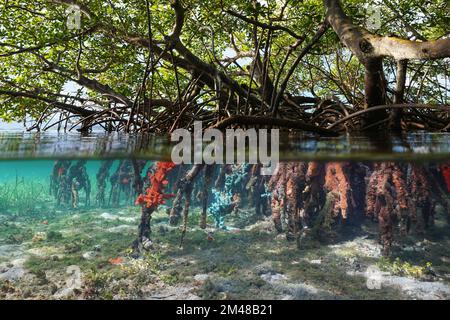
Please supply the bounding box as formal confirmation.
[0,133,449,300]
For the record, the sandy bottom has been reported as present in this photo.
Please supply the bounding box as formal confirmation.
[0,206,449,300]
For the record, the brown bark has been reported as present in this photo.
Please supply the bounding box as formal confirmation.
[268,163,287,232]
[391,60,408,131]
[169,164,204,225]
[323,0,450,61]
[323,0,450,130]
[324,162,352,219]
[212,115,338,136]
[200,165,214,229]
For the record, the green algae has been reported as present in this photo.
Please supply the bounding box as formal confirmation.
[0,195,449,300]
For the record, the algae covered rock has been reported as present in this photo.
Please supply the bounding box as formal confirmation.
[46,231,63,242]
[32,232,47,243]
[82,251,100,260]
[0,266,26,281]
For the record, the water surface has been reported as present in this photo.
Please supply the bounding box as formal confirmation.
[0,131,448,161]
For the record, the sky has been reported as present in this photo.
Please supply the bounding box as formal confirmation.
[0,48,251,132]
[0,120,25,131]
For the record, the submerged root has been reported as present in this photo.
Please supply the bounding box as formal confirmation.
[138,161,449,255]
[323,162,353,220]
[265,161,447,255]
[133,162,176,256]
[200,165,214,229]
[95,160,114,207]
[366,163,442,255]
[169,164,204,225]
[268,162,356,243]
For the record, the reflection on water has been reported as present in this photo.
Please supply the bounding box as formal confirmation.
[0,132,173,160]
[0,131,448,161]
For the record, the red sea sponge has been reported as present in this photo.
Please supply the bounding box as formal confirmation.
[441,165,450,193]
[135,162,176,209]
[108,257,124,265]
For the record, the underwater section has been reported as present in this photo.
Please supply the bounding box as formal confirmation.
[0,160,449,300]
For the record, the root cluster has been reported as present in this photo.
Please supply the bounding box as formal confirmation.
[164,161,449,255]
[52,160,449,257]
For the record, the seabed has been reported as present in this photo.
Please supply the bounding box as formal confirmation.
[1,203,450,300]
